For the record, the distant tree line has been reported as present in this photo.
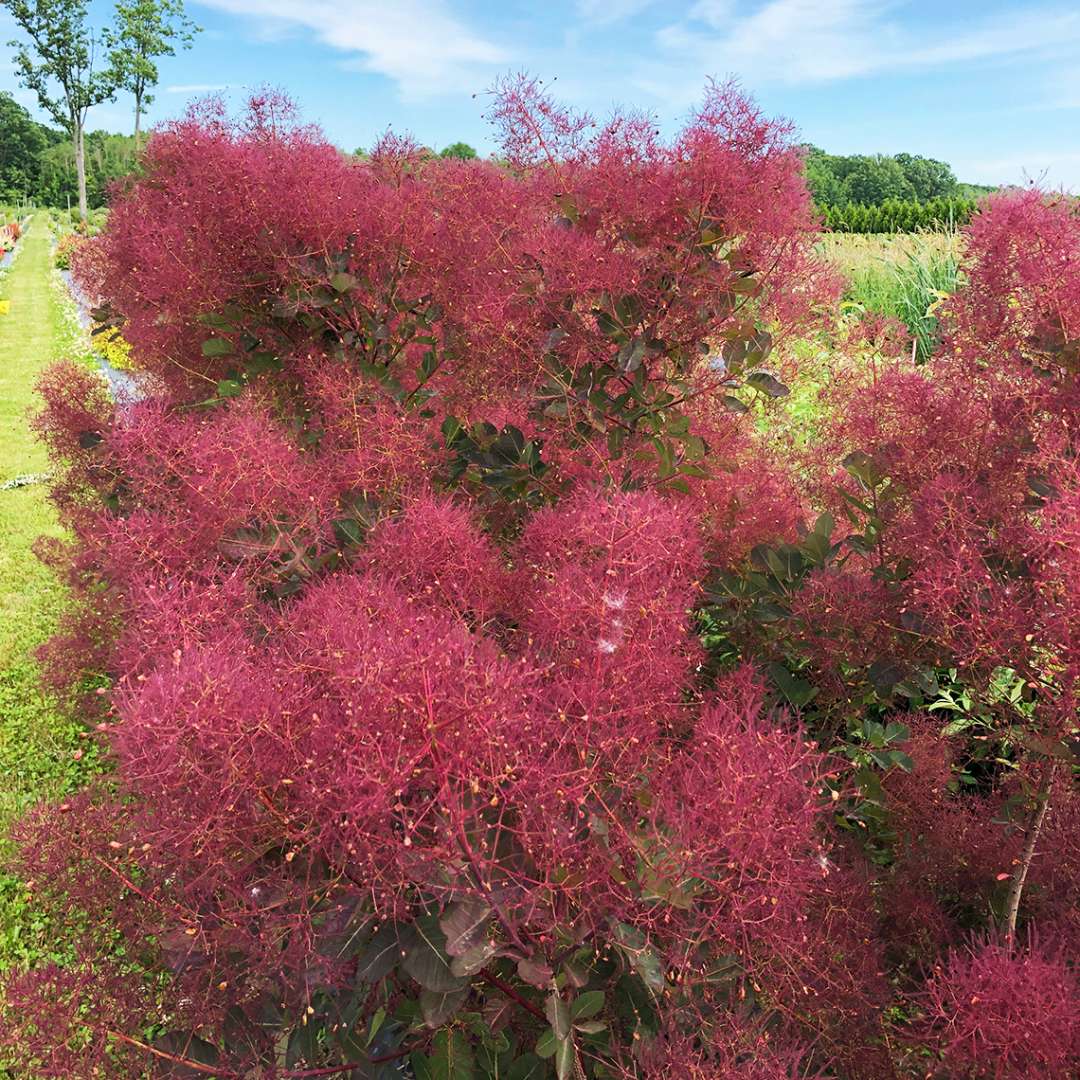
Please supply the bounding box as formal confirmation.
[352,141,480,161]
[802,148,996,233]
[0,90,137,207]
[803,147,994,207]
[4,101,997,236]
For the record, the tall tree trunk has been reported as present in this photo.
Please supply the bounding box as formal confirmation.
[134,89,142,153]
[74,119,88,222]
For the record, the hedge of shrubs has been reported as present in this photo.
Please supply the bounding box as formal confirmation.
[2,83,1079,1079]
[821,196,978,233]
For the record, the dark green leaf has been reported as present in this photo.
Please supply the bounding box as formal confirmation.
[842,449,885,489]
[546,993,571,1040]
[271,298,300,319]
[418,348,439,381]
[216,378,243,399]
[442,415,463,444]
[616,335,648,373]
[574,1020,607,1035]
[355,923,402,983]
[553,193,579,224]
[505,1054,546,1080]
[152,1033,221,1078]
[553,1035,575,1080]
[286,1020,320,1069]
[201,337,234,357]
[612,923,665,995]
[570,991,604,1020]
[449,940,497,977]
[245,351,280,375]
[613,973,660,1037]
[868,660,904,698]
[332,517,366,548]
[420,985,469,1028]
[198,311,240,331]
[411,1053,434,1080]
[535,1029,558,1059]
[439,898,491,957]
[594,309,622,339]
[766,662,818,709]
[402,916,468,992]
[429,1029,476,1080]
[331,272,358,293]
[883,721,910,744]
[745,370,789,398]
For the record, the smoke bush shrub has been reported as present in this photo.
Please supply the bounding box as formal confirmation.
[0,953,152,1077]
[921,935,1080,1078]
[4,80,1079,1080]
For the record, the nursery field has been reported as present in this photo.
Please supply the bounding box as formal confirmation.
[816,231,960,274]
[818,231,963,361]
[0,87,1077,1080]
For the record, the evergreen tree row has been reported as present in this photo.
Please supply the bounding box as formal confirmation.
[820,196,979,234]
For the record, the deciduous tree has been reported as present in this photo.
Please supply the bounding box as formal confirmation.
[2,0,118,219]
[106,0,199,150]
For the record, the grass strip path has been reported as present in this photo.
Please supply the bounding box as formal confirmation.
[0,218,100,969]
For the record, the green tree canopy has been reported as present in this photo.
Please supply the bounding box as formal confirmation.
[0,91,53,201]
[801,147,983,209]
[439,141,478,160]
[106,0,199,149]
[895,152,957,201]
[36,129,137,208]
[841,155,916,205]
[803,146,844,206]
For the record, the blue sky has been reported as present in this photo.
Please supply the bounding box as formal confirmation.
[2,0,1079,188]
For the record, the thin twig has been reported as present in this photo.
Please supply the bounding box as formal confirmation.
[107,1031,239,1077]
[480,969,547,1021]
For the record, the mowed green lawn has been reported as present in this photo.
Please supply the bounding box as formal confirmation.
[0,218,99,968]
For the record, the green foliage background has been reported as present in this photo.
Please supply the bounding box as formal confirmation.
[803,146,994,207]
[0,91,137,207]
[4,88,1001,229]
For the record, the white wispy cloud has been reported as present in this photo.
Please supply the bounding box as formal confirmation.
[657,0,1080,86]
[966,148,1080,184]
[194,0,506,99]
[165,83,231,93]
[1047,66,1080,109]
[576,0,657,26]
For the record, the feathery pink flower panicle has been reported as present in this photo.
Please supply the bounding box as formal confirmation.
[921,934,1080,1079]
